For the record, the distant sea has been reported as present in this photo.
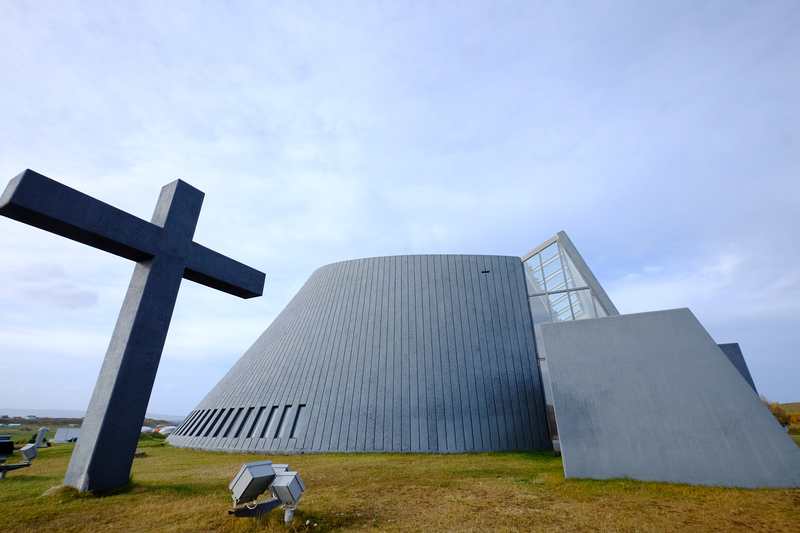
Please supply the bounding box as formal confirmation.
[0,407,185,423]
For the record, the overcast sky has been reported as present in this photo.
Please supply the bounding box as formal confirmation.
[1,1,798,417]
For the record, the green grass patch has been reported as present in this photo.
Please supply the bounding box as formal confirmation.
[1,443,798,532]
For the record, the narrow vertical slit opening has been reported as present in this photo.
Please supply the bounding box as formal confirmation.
[274,405,291,438]
[192,409,217,437]
[289,405,306,438]
[202,409,222,437]
[234,407,254,438]
[247,406,266,439]
[259,406,279,439]
[176,410,199,436]
[186,409,206,435]
[213,408,234,438]
[190,410,212,436]
[223,408,244,438]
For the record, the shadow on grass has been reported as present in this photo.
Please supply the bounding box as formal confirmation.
[91,477,138,498]
[40,477,138,500]
[487,450,562,460]
[140,481,227,497]
[247,508,363,533]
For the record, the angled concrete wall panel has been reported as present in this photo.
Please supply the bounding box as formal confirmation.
[718,342,758,393]
[538,309,800,488]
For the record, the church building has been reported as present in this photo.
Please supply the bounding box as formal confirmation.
[168,232,800,488]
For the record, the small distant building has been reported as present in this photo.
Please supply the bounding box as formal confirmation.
[24,415,36,420]
[140,426,154,433]
[157,426,177,435]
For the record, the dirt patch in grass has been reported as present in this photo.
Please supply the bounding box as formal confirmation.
[1,445,798,532]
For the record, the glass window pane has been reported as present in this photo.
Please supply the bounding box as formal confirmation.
[539,242,559,264]
[529,295,552,325]
[542,253,566,292]
[570,289,596,320]
[592,294,608,317]
[548,292,572,321]
[523,255,546,294]
[569,291,585,319]
[560,249,588,289]
[546,271,566,292]
[542,254,562,278]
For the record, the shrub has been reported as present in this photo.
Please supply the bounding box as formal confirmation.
[761,396,798,427]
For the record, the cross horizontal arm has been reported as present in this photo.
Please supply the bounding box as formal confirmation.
[0,170,159,261]
[186,243,265,298]
[1,170,266,299]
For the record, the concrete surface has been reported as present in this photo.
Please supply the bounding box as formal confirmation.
[537,308,800,488]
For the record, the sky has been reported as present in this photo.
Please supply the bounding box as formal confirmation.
[0,1,798,417]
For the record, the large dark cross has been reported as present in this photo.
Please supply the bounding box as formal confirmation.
[0,170,265,492]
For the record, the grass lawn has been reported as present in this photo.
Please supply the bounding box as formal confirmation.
[1,440,799,532]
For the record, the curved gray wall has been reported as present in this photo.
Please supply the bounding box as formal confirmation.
[168,255,551,453]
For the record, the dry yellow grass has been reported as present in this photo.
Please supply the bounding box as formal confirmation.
[781,403,800,414]
[1,441,798,532]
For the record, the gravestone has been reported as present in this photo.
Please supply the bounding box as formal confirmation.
[0,170,265,492]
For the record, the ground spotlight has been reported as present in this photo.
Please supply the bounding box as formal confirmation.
[228,460,306,524]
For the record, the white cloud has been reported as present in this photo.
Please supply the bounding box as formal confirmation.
[2,263,99,309]
[1,1,799,411]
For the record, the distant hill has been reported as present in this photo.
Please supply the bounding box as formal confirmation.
[781,403,800,414]
[0,416,175,430]
[0,407,185,423]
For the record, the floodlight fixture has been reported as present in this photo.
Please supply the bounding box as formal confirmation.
[271,471,306,506]
[228,460,306,524]
[19,443,38,462]
[0,440,13,464]
[229,460,276,506]
[0,427,47,480]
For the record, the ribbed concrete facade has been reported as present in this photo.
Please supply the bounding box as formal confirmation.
[168,254,552,453]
